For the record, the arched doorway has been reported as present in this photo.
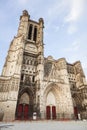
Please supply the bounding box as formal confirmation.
[46,92,56,119]
[43,83,64,120]
[72,94,82,120]
[73,99,78,119]
[16,89,33,120]
[17,93,29,120]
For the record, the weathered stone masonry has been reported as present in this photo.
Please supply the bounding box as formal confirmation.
[0,10,87,121]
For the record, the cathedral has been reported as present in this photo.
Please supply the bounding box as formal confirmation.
[0,10,87,121]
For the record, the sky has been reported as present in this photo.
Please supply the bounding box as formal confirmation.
[0,0,87,78]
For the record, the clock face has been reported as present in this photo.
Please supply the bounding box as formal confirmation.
[25,43,37,53]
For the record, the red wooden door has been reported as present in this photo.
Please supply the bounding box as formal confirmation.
[17,104,23,119]
[52,106,56,119]
[46,106,51,119]
[74,106,78,119]
[24,104,29,120]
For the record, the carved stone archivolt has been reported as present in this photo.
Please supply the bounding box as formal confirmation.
[18,86,35,106]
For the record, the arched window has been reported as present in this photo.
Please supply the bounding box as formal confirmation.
[30,60,32,65]
[34,60,37,66]
[32,76,35,82]
[21,74,24,81]
[28,24,33,40]
[23,58,25,64]
[27,60,29,65]
[33,27,37,41]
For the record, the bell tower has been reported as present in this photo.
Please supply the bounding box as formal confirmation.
[0,10,44,121]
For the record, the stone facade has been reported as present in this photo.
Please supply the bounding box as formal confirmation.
[0,10,87,121]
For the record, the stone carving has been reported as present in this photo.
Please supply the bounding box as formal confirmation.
[23,10,28,16]
[25,75,31,85]
[0,83,9,92]
[0,84,3,92]
[17,51,23,65]
[25,43,37,53]
[44,62,52,77]
[76,74,83,85]
[19,93,29,104]
[75,62,84,76]
[44,62,64,83]
[0,108,4,121]
[0,93,8,101]
[82,99,87,110]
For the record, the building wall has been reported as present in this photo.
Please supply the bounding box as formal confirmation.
[0,10,87,121]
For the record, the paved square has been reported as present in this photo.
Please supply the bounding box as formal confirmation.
[0,121,87,130]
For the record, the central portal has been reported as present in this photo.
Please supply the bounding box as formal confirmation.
[46,92,56,119]
[17,104,29,120]
[16,92,33,120]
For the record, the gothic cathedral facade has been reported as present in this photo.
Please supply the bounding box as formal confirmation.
[0,10,87,121]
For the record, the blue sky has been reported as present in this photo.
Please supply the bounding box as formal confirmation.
[0,0,87,78]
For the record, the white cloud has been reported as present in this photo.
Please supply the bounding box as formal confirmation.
[65,0,85,22]
[64,0,85,34]
[47,0,68,22]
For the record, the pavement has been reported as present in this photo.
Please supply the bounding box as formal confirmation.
[0,120,87,130]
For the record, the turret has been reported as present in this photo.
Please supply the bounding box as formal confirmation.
[17,10,30,38]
